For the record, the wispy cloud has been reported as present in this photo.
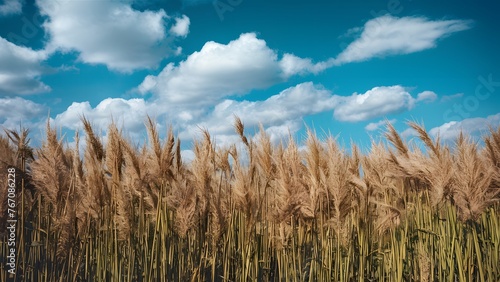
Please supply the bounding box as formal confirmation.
[334,15,472,65]
[440,93,464,102]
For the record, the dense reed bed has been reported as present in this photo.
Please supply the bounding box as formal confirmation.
[1,117,499,281]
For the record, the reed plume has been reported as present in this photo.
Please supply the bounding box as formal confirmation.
[453,132,498,222]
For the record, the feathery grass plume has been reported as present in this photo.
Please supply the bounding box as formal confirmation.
[303,128,327,217]
[31,119,71,212]
[453,132,498,222]
[349,141,361,177]
[192,129,229,243]
[234,115,249,147]
[144,116,163,208]
[215,146,231,176]
[363,142,405,234]
[4,126,34,167]
[409,122,455,206]
[484,126,500,195]
[386,122,453,207]
[274,134,313,223]
[71,130,91,234]
[55,205,77,262]
[105,122,130,240]
[122,139,155,212]
[31,120,78,261]
[255,124,275,179]
[3,126,36,217]
[231,118,260,227]
[145,116,175,203]
[168,176,197,238]
[384,121,409,158]
[192,129,215,217]
[385,121,427,194]
[0,133,15,165]
[231,146,257,220]
[82,116,108,214]
[175,138,182,174]
[0,134,16,237]
[324,136,355,244]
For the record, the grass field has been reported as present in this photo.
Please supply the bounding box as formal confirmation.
[1,116,499,281]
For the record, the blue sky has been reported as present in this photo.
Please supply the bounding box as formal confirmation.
[1,0,499,156]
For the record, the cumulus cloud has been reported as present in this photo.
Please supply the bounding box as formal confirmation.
[334,85,420,122]
[0,37,50,95]
[137,33,340,110]
[428,113,500,141]
[177,82,336,146]
[0,96,47,129]
[55,98,150,134]
[0,0,22,16]
[335,15,472,65]
[138,33,285,106]
[416,91,438,103]
[365,119,396,131]
[37,0,189,72]
[279,54,334,77]
[170,15,190,37]
[53,82,337,149]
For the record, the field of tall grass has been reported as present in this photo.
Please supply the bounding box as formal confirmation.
[1,116,499,281]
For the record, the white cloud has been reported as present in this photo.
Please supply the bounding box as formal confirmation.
[279,53,334,77]
[54,98,150,138]
[138,33,285,107]
[137,33,337,110]
[335,15,472,65]
[365,119,396,131]
[0,96,47,129]
[0,0,22,16]
[401,127,417,139]
[170,15,190,37]
[177,82,337,146]
[334,85,417,122]
[37,0,189,72]
[416,91,438,103]
[428,113,500,141]
[440,93,464,102]
[0,37,50,95]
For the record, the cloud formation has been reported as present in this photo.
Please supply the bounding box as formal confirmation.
[55,98,150,134]
[37,0,189,72]
[333,86,429,122]
[170,15,190,37]
[0,37,50,95]
[177,82,337,144]
[0,96,47,129]
[428,113,500,141]
[0,0,22,16]
[138,33,285,107]
[365,119,396,131]
[335,15,472,65]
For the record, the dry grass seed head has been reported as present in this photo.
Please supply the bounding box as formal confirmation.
[453,134,498,222]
